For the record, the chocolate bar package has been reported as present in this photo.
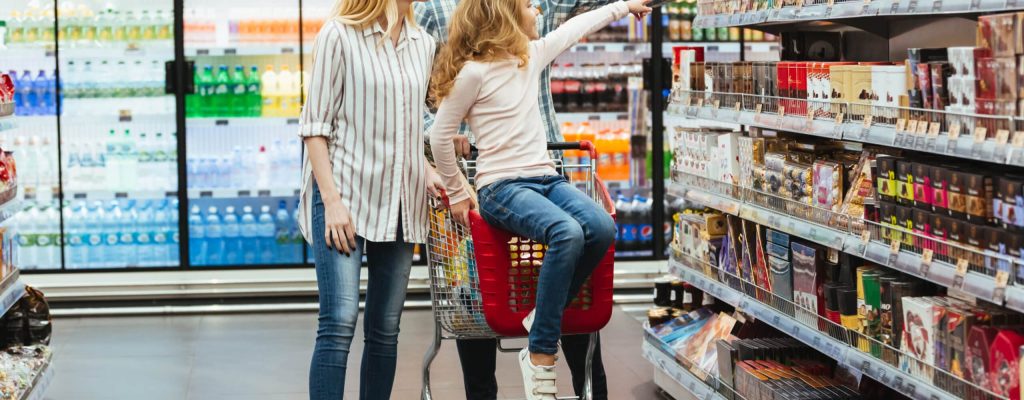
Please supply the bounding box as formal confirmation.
[948,170,968,219]
[966,326,999,388]
[876,156,898,203]
[896,161,915,206]
[912,163,933,210]
[791,241,823,329]
[901,296,942,381]
[769,257,793,303]
[930,62,953,109]
[931,166,950,215]
[963,172,993,224]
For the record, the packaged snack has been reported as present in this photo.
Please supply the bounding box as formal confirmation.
[912,163,933,210]
[963,172,994,224]
[931,166,949,214]
[896,161,915,206]
[948,170,968,219]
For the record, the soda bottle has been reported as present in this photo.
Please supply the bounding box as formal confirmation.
[246,65,261,117]
[260,65,278,117]
[615,194,634,251]
[186,64,199,117]
[198,65,215,117]
[214,65,230,117]
[633,195,653,252]
[230,65,246,116]
[188,205,206,265]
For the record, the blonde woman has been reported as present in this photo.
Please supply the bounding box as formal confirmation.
[428,0,650,398]
[297,0,442,398]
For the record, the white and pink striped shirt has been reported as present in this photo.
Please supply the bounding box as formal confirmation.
[297,19,435,244]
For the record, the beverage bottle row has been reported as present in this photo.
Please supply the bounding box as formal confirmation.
[6,7,173,47]
[12,202,61,270]
[551,62,640,113]
[561,122,632,183]
[63,60,166,99]
[8,70,60,116]
[187,64,303,118]
[614,194,655,252]
[5,136,58,194]
[184,8,304,45]
[64,130,178,192]
[187,139,300,191]
[188,200,302,266]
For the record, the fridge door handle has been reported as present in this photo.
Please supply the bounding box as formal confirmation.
[166,60,196,94]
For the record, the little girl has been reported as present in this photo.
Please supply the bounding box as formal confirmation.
[428,0,650,398]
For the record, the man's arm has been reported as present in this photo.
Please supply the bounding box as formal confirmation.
[540,0,626,31]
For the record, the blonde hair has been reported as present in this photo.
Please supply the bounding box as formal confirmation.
[429,0,530,104]
[328,0,414,40]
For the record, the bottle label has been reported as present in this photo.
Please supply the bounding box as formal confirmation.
[120,233,134,245]
[137,232,152,245]
[215,84,229,95]
[639,223,654,243]
[18,234,35,247]
[36,234,51,247]
[68,234,84,247]
[89,234,103,246]
[172,231,180,244]
[153,232,167,245]
[105,234,119,246]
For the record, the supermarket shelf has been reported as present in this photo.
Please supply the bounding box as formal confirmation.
[668,256,960,400]
[0,115,17,132]
[555,112,629,124]
[186,43,304,57]
[692,0,1020,30]
[3,42,174,59]
[187,188,300,199]
[17,358,53,400]
[65,190,179,201]
[187,117,300,127]
[669,90,1024,166]
[641,340,727,400]
[1,270,25,318]
[668,170,1012,310]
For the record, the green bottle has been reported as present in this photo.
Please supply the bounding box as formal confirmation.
[186,65,198,118]
[198,65,215,118]
[246,66,262,117]
[214,65,230,117]
[230,65,247,117]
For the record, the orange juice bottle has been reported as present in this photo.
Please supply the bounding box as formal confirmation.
[575,122,595,180]
[594,129,612,178]
[611,128,630,182]
[561,122,578,175]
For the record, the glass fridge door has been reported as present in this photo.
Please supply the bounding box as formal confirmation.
[184,0,304,267]
[56,0,180,270]
[1,1,63,271]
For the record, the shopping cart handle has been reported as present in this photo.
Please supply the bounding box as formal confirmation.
[548,141,597,160]
[435,189,451,209]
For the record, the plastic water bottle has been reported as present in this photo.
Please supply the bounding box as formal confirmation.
[240,206,257,264]
[231,146,244,189]
[121,130,138,190]
[188,205,206,265]
[40,204,60,268]
[86,202,105,268]
[43,70,57,115]
[168,199,180,264]
[222,206,240,265]
[17,206,39,269]
[136,202,156,266]
[256,146,270,190]
[217,156,232,189]
[205,206,224,266]
[274,201,292,263]
[66,202,87,268]
[151,200,169,265]
[257,205,275,264]
[271,139,290,187]
[104,201,126,267]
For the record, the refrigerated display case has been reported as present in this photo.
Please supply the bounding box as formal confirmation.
[0,0,750,272]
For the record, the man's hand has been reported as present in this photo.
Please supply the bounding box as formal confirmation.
[453,135,472,158]
[626,0,653,19]
[450,197,478,227]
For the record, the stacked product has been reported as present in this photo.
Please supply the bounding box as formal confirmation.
[0,346,50,399]
[550,61,641,113]
[5,5,174,47]
[0,72,13,117]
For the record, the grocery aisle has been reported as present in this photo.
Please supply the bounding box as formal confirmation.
[44,306,659,400]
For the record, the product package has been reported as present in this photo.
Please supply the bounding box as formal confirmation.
[791,241,824,330]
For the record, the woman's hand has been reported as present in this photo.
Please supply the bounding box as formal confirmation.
[626,0,653,19]
[450,197,477,227]
[324,198,358,256]
[425,165,445,197]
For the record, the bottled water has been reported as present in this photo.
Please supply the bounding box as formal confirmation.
[68,201,89,268]
[152,200,170,265]
[168,199,180,264]
[271,139,290,187]
[31,70,46,115]
[239,206,257,264]
[136,202,156,266]
[86,201,105,268]
[121,130,138,190]
[274,200,294,263]
[103,201,125,268]
[204,206,224,266]
[257,205,275,264]
[255,145,270,190]
[40,204,60,269]
[188,205,205,265]
[16,206,39,270]
[222,206,240,265]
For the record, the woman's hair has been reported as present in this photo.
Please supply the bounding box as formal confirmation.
[429,0,530,104]
[328,0,414,40]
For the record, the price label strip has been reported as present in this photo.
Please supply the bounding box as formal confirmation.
[920,249,933,278]
[953,259,969,291]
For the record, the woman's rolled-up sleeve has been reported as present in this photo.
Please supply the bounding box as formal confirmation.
[299,21,346,140]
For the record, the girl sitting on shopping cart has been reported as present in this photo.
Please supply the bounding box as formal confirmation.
[427,0,651,398]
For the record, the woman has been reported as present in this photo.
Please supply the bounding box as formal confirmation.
[297,0,442,398]
[428,0,650,399]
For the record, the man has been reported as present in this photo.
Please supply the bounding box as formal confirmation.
[416,1,624,399]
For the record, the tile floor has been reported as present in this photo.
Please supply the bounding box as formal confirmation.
[43,306,661,400]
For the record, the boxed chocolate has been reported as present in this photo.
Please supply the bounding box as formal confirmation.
[901,296,941,380]
[912,163,933,210]
[917,63,934,108]
[975,57,1018,100]
[966,326,998,387]
[1001,177,1022,229]
[897,205,916,247]
[931,166,949,214]
[876,156,898,203]
[962,172,993,224]
[929,62,953,109]
[791,241,823,329]
[812,161,842,212]
[948,170,968,219]
[896,161,915,206]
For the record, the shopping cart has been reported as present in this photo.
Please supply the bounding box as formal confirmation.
[421,141,616,400]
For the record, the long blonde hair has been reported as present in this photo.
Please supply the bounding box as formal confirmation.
[328,0,414,40]
[429,0,530,104]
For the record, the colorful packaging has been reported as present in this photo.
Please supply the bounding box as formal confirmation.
[931,166,949,214]
[912,163,933,210]
[876,156,898,203]
[896,161,915,206]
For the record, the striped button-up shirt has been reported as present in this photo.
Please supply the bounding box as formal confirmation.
[415,0,621,142]
[297,19,436,244]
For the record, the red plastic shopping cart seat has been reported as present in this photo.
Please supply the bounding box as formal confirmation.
[467,185,616,337]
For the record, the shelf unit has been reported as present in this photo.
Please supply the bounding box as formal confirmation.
[0,269,25,317]
[692,0,1024,29]
[17,359,53,400]
[668,254,984,400]
[641,339,728,400]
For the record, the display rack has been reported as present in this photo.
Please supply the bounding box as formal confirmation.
[667,168,1017,312]
[17,358,53,400]
[0,269,25,317]
[669,90,1024,166]
[641,338,729,400]
[667,252,996,400]
[691,0,1024,29]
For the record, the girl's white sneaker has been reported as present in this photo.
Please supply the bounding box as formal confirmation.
[518,348,558,400]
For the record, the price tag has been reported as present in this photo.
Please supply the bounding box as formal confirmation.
[974,127,988,143]
[953,259,969,290]
[862,230,872,245]
[697,98,705,108]
[1013,132,1024,147]
[920,249,933,277]
[734,101,742,111]
[896,119,907,132]
[686,97,693,107]
[863,115,873,128]
[807,109,815,121]
[713,100,721,109]
[994,270,1010,302]
[996,129,1010,145]
[835,112,845,124]
[906,120,919,134]
[890,239,900,254]
[916,120,929,135]
[948,122,962,140]
[928,122,941,137]
[755,104,763,114]
[778,106,786,117]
